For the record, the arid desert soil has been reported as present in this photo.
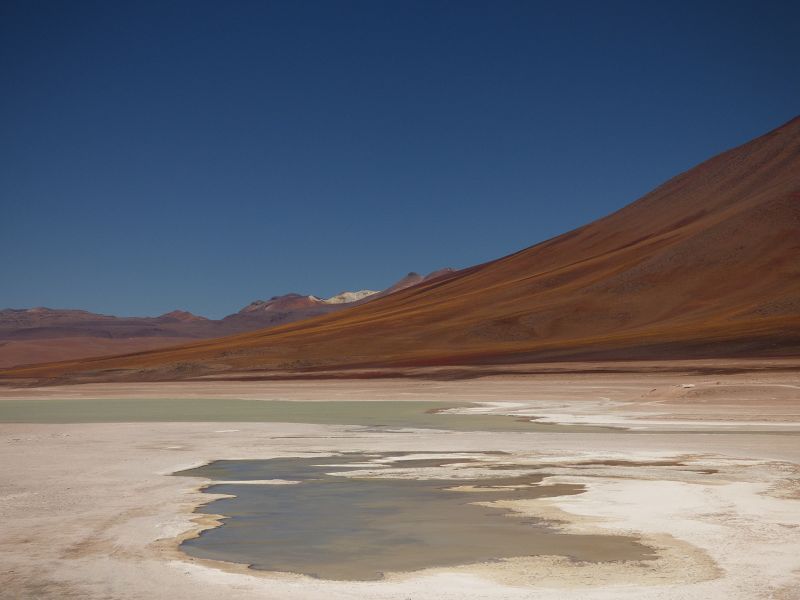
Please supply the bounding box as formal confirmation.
[0,367,799,599]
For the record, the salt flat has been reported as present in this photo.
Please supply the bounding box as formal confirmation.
[1,368,798,599]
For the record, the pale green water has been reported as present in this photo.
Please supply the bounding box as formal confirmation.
[0,398,616,432]
[176,453,655,580]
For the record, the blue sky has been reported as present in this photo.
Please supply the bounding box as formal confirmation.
[2,0,798,318]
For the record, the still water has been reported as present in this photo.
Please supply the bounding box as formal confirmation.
[176,453,654,580]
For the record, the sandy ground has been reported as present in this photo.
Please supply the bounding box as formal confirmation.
[1,369,799,599]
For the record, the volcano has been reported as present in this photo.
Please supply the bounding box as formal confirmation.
[3,116,799,383]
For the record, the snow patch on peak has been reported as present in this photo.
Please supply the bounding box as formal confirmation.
[323,290,379,304]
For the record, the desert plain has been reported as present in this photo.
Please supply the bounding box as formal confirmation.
[1,359,799,600]
[3,3,799,599]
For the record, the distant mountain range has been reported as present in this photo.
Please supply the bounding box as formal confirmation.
[0,269,454,368]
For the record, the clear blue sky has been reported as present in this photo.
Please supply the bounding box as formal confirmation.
[2,1,798,318]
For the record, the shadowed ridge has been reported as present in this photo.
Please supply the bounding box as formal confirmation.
[2,116,799,382]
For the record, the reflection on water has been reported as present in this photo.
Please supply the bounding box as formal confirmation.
[175,453,655,580]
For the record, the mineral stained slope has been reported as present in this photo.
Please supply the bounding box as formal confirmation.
[3,117,799,382]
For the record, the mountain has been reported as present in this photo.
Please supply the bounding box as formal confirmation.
[0,274,448,368]
[220,294,337,331]
[0,307,216,340]
[218,289,385,331]
[380,269,456,296]
[157,310,210,323]
[0,307,218,369]
[3,116,798,383]
[324,290,380,304]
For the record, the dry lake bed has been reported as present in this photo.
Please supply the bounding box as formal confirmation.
[1,365,799,599]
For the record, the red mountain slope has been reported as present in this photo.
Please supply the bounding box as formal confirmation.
[3,116,799,382]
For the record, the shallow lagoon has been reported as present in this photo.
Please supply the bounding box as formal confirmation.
[0,398,615,432]
[176,453,655,580]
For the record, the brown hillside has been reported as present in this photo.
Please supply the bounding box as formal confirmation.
[3,116,799,383]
